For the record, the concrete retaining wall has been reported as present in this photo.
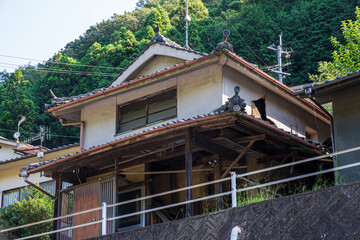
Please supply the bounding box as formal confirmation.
[89,181,360,240]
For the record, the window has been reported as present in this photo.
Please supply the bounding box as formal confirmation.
[1,180,66,207]
[117,187,144,230]
[2,187,26,207]
[117,89,177,133]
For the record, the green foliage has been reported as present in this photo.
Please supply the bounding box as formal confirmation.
[237,187,277,206]
[136,6,172,40]
[310,7,360,82]
[0,0,358,148]
[0,70,37,140]
[0,187,54,240]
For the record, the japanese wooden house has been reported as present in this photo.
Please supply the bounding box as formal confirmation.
[20,33,332,239]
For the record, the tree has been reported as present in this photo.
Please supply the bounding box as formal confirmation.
[0,187,54,240]
[310,7,360,82]
[0,69,36,140]
[135,6,172,40]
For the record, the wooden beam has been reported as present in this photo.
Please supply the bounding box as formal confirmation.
[115,146,202,170]
[145,163,151,226]
[195,119,236,132]
[52,174,62,240]
[268,151,298,179]
[115,166,247,175]
[234,134,266,144]
[185,128,193,217]
[221,140,256,179]
[194,132,238,160]
[118,175,141,187]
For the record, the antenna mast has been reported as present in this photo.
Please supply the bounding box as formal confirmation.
[184,0,191,49]
[266,33,293,84]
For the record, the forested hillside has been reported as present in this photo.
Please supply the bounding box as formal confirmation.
[0,0,358,148]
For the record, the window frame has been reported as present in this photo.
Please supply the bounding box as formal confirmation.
[116,89,177,134]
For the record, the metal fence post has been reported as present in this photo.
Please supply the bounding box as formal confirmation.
[101,202,107,236]
[231,172,237,208]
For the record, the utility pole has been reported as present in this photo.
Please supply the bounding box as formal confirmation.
[184,0,191,49]
[266,33,293,84]
[24,126,51,175]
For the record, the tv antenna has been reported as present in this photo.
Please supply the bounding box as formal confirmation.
[24,126,51,166]
[13,116,26,146]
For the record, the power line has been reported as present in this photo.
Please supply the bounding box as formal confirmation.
[0,53,125,70]
[0,128,79,139]
[0,65,118,77]
[212,0,267,66]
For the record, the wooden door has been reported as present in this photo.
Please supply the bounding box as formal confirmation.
[73,182,100,240]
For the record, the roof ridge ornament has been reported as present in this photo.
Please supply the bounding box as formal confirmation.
[150,27,165,45]
[212,86,246,114]
[214,30,234,53]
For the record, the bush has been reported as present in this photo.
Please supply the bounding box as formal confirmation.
[0,187,54,240]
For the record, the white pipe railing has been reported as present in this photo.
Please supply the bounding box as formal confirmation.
[2,146,359,240]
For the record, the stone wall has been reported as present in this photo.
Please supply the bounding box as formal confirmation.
[89,181,360,240]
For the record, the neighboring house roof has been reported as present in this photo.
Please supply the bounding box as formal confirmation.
[0,136,18,147]
[47,49,329,122]
[14,145,50,155]
[24,112,323,176]
[294,71,360,103]
[0,143,79,166]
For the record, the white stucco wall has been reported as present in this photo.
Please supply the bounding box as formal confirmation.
[111,44,204,86]
[133,55,185,80]
[0,143,18,162]
[82,63,223,148]
[82,96,117,149]
[177,64,223,119]
[222,66,330,142]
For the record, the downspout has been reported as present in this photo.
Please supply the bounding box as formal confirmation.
[20,170,55,199]
[61,121,85,151]
[304,87,336,167]
[308,97,335,151]
[230,226,243,240]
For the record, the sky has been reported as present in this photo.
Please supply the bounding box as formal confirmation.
[0,0,139,73]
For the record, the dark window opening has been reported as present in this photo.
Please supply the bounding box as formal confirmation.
[117,89,177,133]
[117,188,144,230]
[251,98,276,125]
[305,126,319,141]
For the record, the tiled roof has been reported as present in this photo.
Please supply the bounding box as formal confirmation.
[25,112,322,174]
[50,37,206,108]
[294,71,360,96]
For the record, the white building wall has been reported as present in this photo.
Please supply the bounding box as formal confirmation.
[133,55,185,80]
[0,144,18,162]
[222,66,330,142]
[82,64,224,147]
[82,96,117,149]
[177,64,223,119]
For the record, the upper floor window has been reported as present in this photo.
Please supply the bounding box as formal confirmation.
[117,89,177,133]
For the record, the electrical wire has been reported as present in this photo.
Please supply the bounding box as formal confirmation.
[0,54,125,70]
[0,65,118,77]
[198,20,215,50]
[0,128,79,139]
[212,0,267,66]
